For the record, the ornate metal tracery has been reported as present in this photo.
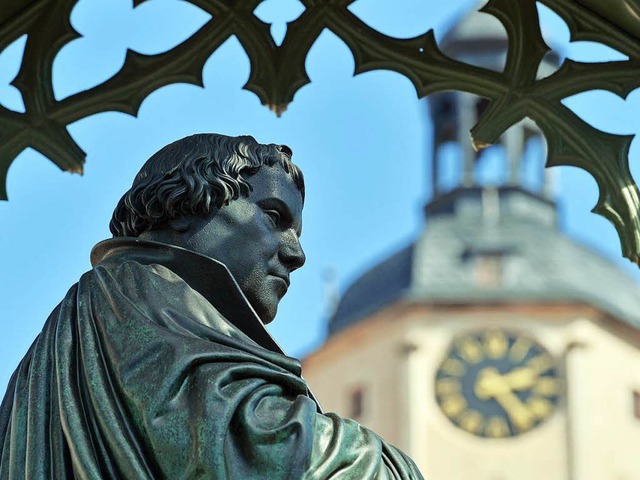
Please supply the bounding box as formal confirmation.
[1,0,640,263]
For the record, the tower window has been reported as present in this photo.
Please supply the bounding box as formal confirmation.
[437,96,455,117]
[349,387,366,419]
[475,97,490,120]
[462,247,512,289]
[473,253,503,288]
[633,390,640,420]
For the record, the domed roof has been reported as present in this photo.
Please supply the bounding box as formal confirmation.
[437,1,558,75]
[328,188,640,336]
[440,2,507,49]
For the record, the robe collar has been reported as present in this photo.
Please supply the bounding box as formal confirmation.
[90,237,287,356]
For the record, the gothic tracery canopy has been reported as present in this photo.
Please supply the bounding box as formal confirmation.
[1,0,640,263]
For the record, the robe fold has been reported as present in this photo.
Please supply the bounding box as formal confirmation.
[0,238,424,479]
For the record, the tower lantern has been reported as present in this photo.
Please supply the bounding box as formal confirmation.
[428,5,559,200]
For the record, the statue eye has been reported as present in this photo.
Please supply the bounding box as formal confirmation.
[264,209,281,226]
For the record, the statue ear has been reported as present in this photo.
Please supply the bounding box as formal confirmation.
[168,216,192,233]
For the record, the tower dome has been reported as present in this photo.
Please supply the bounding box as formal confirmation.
[438,1,558,75]
[328,189,640,335]
[439,1,510,73]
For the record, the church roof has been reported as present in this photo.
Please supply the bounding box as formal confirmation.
[328,188,640,336]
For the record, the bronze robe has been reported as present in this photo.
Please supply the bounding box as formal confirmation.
[0,238,423,479]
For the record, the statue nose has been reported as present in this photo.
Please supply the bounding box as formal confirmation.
[280,230,306,271]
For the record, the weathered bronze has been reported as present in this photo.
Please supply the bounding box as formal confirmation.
[0,134,423,479]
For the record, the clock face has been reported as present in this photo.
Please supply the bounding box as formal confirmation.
[435,329,561,438]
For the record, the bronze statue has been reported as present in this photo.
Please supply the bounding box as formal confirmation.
[0,134,423,479]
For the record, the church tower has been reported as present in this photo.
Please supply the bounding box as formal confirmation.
[303,6,640,480]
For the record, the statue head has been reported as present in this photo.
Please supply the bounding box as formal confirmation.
[110,133,306,324]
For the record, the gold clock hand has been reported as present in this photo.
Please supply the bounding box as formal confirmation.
[474,367,535,431]
[503,367,538,391]
[493,391,535,431]
[474,367,510,399]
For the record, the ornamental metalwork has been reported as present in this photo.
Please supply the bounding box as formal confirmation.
[1,0,640,264]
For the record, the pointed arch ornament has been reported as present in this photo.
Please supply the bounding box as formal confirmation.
[1,0,640,263]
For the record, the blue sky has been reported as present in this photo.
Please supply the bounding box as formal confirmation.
[1,0,640,392]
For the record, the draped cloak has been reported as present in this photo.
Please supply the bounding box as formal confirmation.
[0,238,423,479]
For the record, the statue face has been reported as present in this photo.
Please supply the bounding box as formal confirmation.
[182,164,305,324]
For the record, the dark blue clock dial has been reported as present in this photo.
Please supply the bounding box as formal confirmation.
[435,330,561,438]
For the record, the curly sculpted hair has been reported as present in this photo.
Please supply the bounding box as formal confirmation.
[109,133,305,237]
